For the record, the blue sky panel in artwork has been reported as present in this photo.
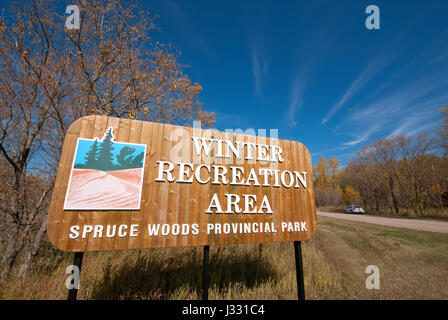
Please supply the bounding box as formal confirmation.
[74,139,146,167]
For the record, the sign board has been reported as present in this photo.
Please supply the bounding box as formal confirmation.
[47,115,317,252]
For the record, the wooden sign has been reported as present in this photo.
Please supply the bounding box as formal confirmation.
[47,115,317,252]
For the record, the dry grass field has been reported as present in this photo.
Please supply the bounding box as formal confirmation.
[1,215,447,300]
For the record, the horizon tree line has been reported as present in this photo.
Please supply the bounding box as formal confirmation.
[313,106,448,217]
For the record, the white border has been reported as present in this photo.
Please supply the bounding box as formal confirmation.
[63,129,147,211]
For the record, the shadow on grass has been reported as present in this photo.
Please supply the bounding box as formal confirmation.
[90,248,277,300]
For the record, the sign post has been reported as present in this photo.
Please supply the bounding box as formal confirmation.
[294,241,305,300]
[47,115,317,299]
[203,245,210,300]
[67,252,84,300]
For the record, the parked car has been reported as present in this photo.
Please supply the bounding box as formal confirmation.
[344,205,365,214]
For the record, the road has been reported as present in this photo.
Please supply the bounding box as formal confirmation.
[317,210,448,234]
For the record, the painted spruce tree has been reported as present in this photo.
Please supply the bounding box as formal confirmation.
[116,146,144,170]
[130,152,144,168]
[83,138,99,169]
[96,128,115,171]
[116,146,136,169]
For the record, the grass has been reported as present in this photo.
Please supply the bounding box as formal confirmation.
[317,216,448,299]
[1,216,447,299]
[319,206,346,213]
[376,229,447,246]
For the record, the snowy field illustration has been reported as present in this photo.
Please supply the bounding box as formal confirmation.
[64,128,146,210]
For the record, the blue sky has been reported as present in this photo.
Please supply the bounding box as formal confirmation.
[144,0,448,165]
[2,0,445,166]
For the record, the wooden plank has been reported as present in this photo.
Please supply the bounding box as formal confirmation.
[254,132,268,245]
[97,116,121,252]
[226,131,239,246]
[264,134,278,245]
[218,130,231,246]
[142,122,162,249]
[85,115,109,252]
[47,116,83,250]
[164,125,179,248]
[197,130,212,247]
[273,139,286,243]
[240,133,251,245]
[207,128,220,246]
[303,143,317,238]
[67,116,95,252]
[124,119,143,250]
[176,126,192,247]
[291,141,303,242]
[151,122,166,248]
[130,120,153,250]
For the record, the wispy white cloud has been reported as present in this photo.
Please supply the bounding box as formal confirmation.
[250,44,268,100]
[284,24,332,128]
[342,124,380,146]
[321,55,390,125]
[285,75,305,127]
[243,2,271,101]
[387,118,437,139]
[284,3,347,128]
[385,94,448,138]
[285,65,312,127]
[350,72,448,122]
[285,95,303,128]
[337,71,448,147]
[405,122,439,137]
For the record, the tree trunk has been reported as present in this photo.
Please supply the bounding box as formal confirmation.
[0,222,20,279]
[431,164,445,216]
[414,184,424,217]
[389,178,399,215]
[18,215,47,278]
[374,193,380,212]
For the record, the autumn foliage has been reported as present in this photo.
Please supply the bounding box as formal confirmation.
[0,0,214,278]
[314,114,448,217]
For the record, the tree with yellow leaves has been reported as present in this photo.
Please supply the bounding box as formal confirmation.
[0,0,215,278]
[313,155,343,207]
[342,186,360,205]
